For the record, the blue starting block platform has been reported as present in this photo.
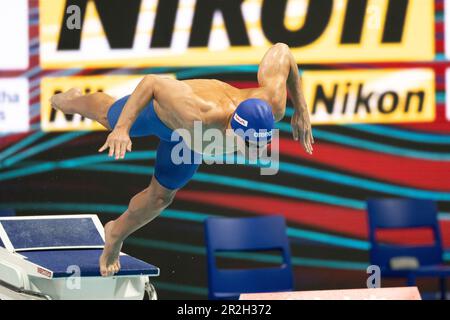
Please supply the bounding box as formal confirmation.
[0,215,159,300]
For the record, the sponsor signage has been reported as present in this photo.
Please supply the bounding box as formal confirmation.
[0,78,29,133]
[40,75,174,131]
[303,69,435,124]
[40,0,434,68]
[0,0,29,70]
[41,70,434,132]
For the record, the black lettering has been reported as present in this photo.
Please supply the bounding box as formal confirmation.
[49,108,77,122]
[354,84,373,114]
[341,0,368,44]
[83,87,103,94]
[189,0,249,47]
[58,0,141,50]
[341,83,352,113]
[312,84,338,114]
[378,91,399,114]
[261,0,333,47]
[151,0,179,48]
[405,91,425,112]
[49,90,72,122]
[383,0,409,43]
[57,0,87,50]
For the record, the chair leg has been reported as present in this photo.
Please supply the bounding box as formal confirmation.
[439,277,446,300]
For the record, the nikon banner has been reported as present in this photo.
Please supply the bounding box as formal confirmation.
[304,69,435,125]
[40,70,434,132]
[40,75,165,132]
[40,0,434,68]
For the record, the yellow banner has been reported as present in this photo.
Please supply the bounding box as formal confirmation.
[41,70,434,132]
[40,0,434,69]
[303,69,435,124]
[41,75,151,132]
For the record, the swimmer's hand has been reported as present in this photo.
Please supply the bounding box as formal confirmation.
[98,128,132,159]
[291,110,314,155]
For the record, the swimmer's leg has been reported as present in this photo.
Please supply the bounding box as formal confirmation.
[50,88,114,129]
[100,177,177,277]
[99,140,200,276]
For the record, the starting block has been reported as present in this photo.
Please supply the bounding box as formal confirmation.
[0,215,159,300]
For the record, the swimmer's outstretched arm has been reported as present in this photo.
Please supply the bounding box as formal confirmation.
[99,75,158,159]
[257,43,314,154]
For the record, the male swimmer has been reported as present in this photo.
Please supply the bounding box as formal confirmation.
[50,43,314,277]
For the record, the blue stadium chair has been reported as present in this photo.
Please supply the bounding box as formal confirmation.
[367,198,450,300]
[204,216,294,300]
[0,209,15,216]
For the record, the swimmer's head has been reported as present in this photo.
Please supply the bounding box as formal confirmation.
[230,98,275,146]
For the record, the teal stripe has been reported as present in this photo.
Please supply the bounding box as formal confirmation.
[77,154,450,201]
[1,132,90,167]
[0,201,208,223]
[436,53,446,62]
[279,162,450,201]
[0,131,46,161]
[286,228,369,251]
[291,256,367,270]
[444,252,450,261]
[126,237,367,270]
[80,163,364,209]
[440,213,450,220]
[142,67,176,74]
[217,251,283,263]
[30,123,41,131]
[162,209,210,222]
[0,202,128,214]
[0,162,57,181]
[58,151,157,169]
[82,163,154,175]
[284,107,295,117]
[127,238,206,255]
[437,92,445,104]
[2,148,450,204]
[147,205,369,250]
[276,122,450,161]
[5,149,448,207]
[0,152,155,181]
[193,172,364,209]
[176,66,259,79]
[345,124,450,144]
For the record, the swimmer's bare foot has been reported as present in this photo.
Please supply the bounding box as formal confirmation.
[99,220,123,277]
[50,87,82,115]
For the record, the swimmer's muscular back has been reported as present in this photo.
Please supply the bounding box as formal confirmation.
[151,77,245,133]
[151,43,309,134]
[102,43,314,159]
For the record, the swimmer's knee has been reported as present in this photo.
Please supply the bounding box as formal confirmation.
[127,188,174,221]
[147,182,176,210]
[150,189,176,210]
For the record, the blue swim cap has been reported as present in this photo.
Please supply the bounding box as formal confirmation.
[230,98,275,144]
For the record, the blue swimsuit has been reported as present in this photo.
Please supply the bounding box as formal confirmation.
[107,95,200,189]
